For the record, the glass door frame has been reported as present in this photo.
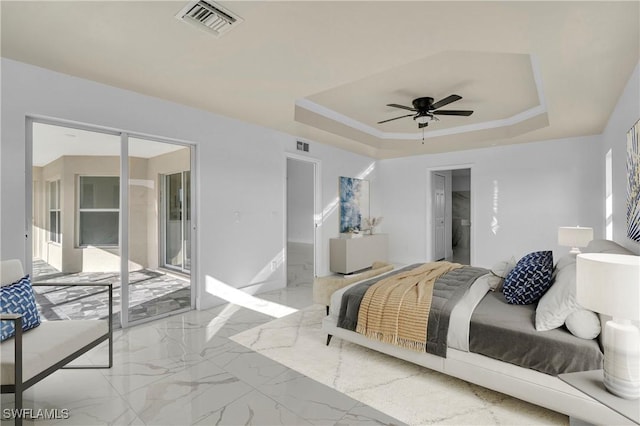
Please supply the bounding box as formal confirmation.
[161,171,191,274]
[25,116,197,329]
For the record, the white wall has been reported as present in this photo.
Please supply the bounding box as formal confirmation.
[0,58,376,308]
[378,136,603,268]
[286,158,314,244]
[601,62,640,254]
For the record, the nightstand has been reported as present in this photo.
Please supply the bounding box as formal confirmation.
[559,369,639,425]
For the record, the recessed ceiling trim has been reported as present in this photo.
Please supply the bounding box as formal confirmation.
[295,101,548,142]
[295,54,548,142]
[530,54,547,109]
[295,98,386,138]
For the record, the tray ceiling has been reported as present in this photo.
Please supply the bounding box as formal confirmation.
[2,1,638,158]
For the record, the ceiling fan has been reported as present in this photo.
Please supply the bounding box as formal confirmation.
[378,95,473,129]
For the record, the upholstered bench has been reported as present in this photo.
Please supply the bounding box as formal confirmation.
[313,261,394,314]
[0,259,113,426]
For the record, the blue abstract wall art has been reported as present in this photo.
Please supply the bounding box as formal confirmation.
[628,119,640,242]
[339,177,370,233]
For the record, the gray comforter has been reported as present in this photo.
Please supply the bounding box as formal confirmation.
[337,263,488,357]
[469,291,604,375]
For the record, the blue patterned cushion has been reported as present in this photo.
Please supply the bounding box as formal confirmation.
[1,275,41,341]
[503,251,554,305]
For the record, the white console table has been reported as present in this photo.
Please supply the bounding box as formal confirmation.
[330,234,388,274]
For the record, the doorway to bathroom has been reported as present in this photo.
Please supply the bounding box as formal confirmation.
[451,169,471,264]
[427,166,473,265]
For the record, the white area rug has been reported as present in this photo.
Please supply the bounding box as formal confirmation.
[231,305,568,426]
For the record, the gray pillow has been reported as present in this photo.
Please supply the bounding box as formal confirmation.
[565,309,601,339]
[583,239,635,255]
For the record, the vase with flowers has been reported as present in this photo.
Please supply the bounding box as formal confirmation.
[363,216,383,235]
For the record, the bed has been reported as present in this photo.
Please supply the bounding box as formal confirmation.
[321,240,637,425]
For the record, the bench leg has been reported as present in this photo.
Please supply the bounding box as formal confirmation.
[326,334,333,346]
[14,386,23,426]
[15,319,23,426]
[326,306,329,316]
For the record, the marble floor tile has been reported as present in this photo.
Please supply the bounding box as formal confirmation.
[213,349,291,388]
[100,349,207,395]
[125,359,254,425]
[203,339,253,365]
[286,242,314,287]
[194,389,313,426]
[258,370,360,425]
[259,281,314,310]
[336,403,408,426]
[1,369,141,426]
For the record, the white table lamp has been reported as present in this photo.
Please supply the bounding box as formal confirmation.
[558,226,593,254]
[577,253,640,399]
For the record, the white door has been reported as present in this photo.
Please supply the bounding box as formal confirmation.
[433,173,446,260]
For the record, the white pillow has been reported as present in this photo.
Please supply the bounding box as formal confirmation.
[535,259,579,331]
[488,257,516,291]
[565,309,601,339]
[553,253,576,274]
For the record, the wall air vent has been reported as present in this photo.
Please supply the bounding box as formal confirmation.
[175,1,243,38]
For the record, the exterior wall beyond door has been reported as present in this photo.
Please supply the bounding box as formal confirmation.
[32,149,189,273]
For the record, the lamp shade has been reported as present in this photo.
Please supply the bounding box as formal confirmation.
[576,253,640,321]
[558,226,593,248]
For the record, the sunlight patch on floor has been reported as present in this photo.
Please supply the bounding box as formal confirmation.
[205,275,298,319]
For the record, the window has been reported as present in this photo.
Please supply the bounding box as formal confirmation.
[48,180,61,243]
[78,176,119,246]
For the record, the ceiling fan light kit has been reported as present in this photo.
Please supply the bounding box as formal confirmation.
[378,94,474,130]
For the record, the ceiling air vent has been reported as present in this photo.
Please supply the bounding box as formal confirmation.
[175,1,243,38]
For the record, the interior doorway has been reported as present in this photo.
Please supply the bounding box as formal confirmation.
[286,156,318,286]
[428,166,473,265]
[451,169,471,264]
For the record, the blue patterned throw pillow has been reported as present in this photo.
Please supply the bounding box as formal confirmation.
[503,251,554,305]
[0,275,41,342]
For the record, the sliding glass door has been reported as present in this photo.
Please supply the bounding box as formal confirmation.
[127,137,192,324]
[30,120,195,328]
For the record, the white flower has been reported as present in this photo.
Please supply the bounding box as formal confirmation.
[363,216,383,229]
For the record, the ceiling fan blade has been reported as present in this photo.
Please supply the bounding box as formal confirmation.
[377,114,415,124]
[433,110,474,116]
[386,103,416,112]
[431,94,462,110]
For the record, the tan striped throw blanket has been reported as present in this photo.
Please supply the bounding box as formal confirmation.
[356,262,462,352]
